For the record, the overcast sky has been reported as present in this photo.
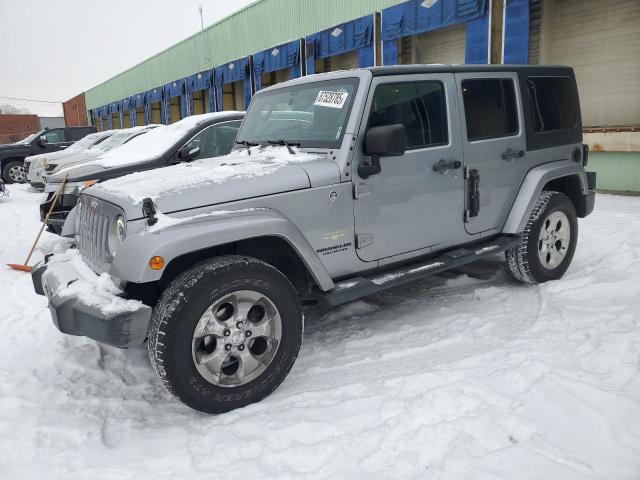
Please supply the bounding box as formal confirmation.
[0,0,254,117]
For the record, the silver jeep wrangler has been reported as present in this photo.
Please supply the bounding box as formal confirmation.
[32,65,596,413]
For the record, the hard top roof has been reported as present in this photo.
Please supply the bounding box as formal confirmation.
[368,64,574,76]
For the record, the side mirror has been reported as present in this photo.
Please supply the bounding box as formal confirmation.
[38,136,48,146]
[359,124,407,178]
[179,145,200,162]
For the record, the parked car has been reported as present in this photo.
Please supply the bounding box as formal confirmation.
[0,126,96,183]
[41,112,243,234]
[32,66,596,414]
[37,125,160,233]
[26,130,115,189]
[41,125,160,185]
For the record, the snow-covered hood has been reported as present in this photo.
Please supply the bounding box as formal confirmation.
[89,146,340,219]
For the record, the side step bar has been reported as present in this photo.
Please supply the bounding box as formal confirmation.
[318,235,521,308]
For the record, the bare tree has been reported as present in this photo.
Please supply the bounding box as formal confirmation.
[0,104,30,114]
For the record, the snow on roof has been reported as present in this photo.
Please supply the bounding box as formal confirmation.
[88,112,243,168]
[93,145,318,203]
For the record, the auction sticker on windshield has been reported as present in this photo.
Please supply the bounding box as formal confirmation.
[314,91,349,109]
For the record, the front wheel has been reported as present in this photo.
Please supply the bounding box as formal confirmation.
[2,160,26,184]
[148,255,303,414]
[505,191,578,284]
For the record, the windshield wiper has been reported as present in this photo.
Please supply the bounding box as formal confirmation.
[234,140,259,155]
[265,139,299,155]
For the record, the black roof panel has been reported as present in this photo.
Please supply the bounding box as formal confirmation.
[368,64,574,76]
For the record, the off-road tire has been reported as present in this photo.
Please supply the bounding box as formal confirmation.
[2,160,26,184]
[505,191,578,284]
[148,255,303,414]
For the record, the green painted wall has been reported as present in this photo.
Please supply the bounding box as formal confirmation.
[85,0,406,110]
[588,152,640,193]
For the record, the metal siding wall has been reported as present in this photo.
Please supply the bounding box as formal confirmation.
[540,0,640,127]
[85,0,407,110]
[85,0,404,109]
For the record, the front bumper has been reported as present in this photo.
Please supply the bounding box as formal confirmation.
[32,256,152,348]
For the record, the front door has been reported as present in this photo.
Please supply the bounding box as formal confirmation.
[455,72,527,235]
[354,73,464,262]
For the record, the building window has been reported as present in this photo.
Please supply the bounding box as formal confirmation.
[462,78,518,141]
[368,81,449,150]
[527,77,577,132]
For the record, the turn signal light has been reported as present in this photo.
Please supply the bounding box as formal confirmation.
[149,256,165,270]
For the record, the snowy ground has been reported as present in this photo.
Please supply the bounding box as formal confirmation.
[0,184,639,479]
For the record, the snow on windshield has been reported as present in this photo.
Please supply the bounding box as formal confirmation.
[64,132,103,153]
[93,126,152,153]
[94,145,318,203]
[91,112,243,168]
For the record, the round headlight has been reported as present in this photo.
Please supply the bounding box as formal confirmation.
[107,214,126,256]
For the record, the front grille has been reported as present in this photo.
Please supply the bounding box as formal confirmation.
[76,195,123,274]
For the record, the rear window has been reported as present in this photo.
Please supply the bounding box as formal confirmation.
[462,78,519,141]
[527,77,577,132]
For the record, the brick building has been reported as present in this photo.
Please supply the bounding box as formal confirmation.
[0,114,40,144]
[62,93,88,127]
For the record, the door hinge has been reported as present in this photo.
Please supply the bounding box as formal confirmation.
[353,183,372,199]
[355,234,375,249]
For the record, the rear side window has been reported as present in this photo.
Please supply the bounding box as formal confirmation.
[462,78,518,141]
[527,77,577,132]
[368,81,448,150]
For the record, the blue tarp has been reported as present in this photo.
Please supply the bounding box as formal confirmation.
[145,87,163,125]
[381,0,488,65]
[503,0,530,64]
[91,110,101,130]
[306,15,374,75]
[162,79,187,123]
[253,40,302,91]
[186,70,215,114]
[214,57,252,111]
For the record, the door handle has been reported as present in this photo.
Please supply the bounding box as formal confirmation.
[502,148,525,161]
[433,159,462,174]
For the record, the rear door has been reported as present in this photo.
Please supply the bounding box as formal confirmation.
[455,72,527,235]
[354,73,465,262]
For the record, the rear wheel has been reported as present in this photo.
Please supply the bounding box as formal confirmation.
[505,191,578,284]
[148,255,303,414]
[2,160,26,184]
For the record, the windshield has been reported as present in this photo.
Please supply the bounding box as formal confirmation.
[237,78,359,149]
[94,129,147,152]
[64,133,102,153]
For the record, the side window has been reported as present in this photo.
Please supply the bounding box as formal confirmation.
[214,120,242,156]
[184,126,217,161]
[368,81,448,150]
[462,78,518,141]
[43,130,66,144]
[527,77,577,132]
